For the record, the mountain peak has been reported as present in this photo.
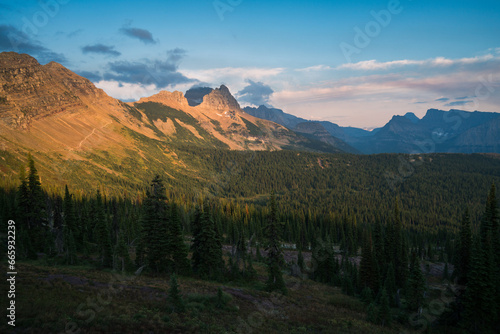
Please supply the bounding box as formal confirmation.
[137,90,189,109]
[404,112,420,123]
[200,84,240,112]
[0,52,40,69]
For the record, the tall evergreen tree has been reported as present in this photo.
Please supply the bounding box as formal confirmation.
[406,251,426,312]
[168,274,185,313]
[378,288,391,327]
[463,236,497,333]
[114,232,133,273]
[191,201,224,279]
[384,263,397,306]
[168,203,190,275]
[94,190,112,268]
[16,167,35,259]
[140,175,170,273]
[455,208,472,285]
[359,233,378,293]
[63,186,78,264]
[26,154,46,230]
[264,192,287,295]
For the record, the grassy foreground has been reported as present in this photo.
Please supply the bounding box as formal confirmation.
[0,258,412,334]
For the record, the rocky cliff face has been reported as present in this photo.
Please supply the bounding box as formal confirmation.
[136,90,191,110]
[0,52,110,129]
[200,85,241,112]
[0,51,344,188]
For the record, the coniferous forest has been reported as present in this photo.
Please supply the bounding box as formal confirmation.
[1,151,499,333]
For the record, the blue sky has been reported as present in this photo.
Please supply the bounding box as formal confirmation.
[1,0,499,127]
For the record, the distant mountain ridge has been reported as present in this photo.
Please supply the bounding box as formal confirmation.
[244,105,500,154]
[0,52,350,190]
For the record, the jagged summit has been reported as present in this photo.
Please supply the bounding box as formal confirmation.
[200,85,241,112]
[136,90,190,110]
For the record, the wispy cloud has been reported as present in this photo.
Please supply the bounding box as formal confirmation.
[435,97,450,102]
[120,26,156,44]
[445,100,473,107]
[296,65,333,72]
[67,29,83,38]
[82,44,121,57]
[182,67,284,93]
[101,49,192,88]
[336,54,496,71]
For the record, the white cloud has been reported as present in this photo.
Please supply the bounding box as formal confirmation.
[95,80,159,101]
[295,65,333,72]
[181,67,285,92]
[337,54,497,71]
[270,67,500,127]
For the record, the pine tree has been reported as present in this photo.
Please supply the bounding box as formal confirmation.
[94,190,112,268]
[27,154,46,231]
[378,288,391,327]
[16,167,35,259]
[140,176,169,273]
[264,192,287,295]
[463,236,497,333]
[191,201,224,279]
[384,263,397,306]
[455,208,472,285]
[114,233,132,273]
[168,203,190,275]
[168,274,185,313]
[16,167,30,228]
[406,251,426,312]
[63,186,78,265]
[359,233,378,292]
[462,185,498,332]
[367,302,377,323]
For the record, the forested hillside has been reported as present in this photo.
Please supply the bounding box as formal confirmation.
[1,152,499,333]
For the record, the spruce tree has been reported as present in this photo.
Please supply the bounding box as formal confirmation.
[63,186,78,265]
[367,302,377,323]
[463,184,499,331]
[406,251,426,312]
[168,203,190,275]
[16,167,30,229]
[360,233,378,292]
[16,167,35,259]
[384,263,397,306]
[191,201,224,279]
[264,192,287,295]
[94,190,112,268]
[378,288,391,327]
[27,154,46,231]
[463,236,496,333]
[168,274,185,313]
[140,176,169,273]
[455,208,472,285]
[114,233,132,273]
